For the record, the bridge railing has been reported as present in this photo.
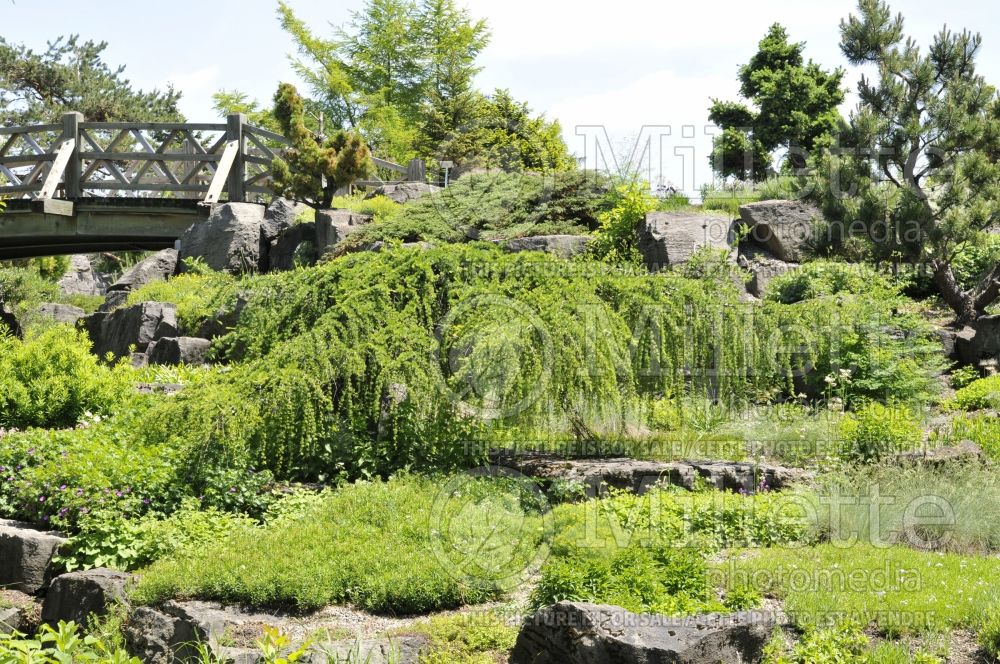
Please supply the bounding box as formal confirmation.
[0,113,426,205]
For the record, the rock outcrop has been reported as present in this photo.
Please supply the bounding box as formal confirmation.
[503,456,810,496]
[58,255,107,296]
[147,337,212,366]
[956,315,1000,367]
[638,212,735,270]
[315,210,373,255]
[37,303,86,325]
[179,203,267,274]
[262,198,310,246]
[42,568,130,628]
[739,200,823,263]
[737,245,796,299]
[269,222,317,272]
[84,302,179,360]
[0,520,67,594]
[109,249,178,293]
[505,235,593,259]
[511,602,774,664]
[1,303,22,337]
[366,182,440,204]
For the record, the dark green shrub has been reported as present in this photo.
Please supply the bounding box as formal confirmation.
[766,261,898,305]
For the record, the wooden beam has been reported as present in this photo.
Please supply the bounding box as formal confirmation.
[34,138,76,200]
[62,112,83,198]
[202,139,240,205]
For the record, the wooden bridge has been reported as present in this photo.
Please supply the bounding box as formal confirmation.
[0,113,425,259]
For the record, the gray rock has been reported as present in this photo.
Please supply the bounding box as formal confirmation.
[42,568,130,628]
[1,303,21,338]
[179,203,267,274]
[0,519,67,594]
[262,199,310,244]
[365,182,440,204]
[37,303,86,325]
[99,290,130,313]
[895,440,986,467]
[309,637,426,664]
[938,328,959,361]
[505,235,593,259]
[0,607,20,635]
[124,606,201,664]
[194,296,248,340]
[147,337,212,366]
[956,315,1000,366]
[58,255,107,296]
[109,249,178,292]
[315,210,373,255]
[84,302,178,360]
[638,212,736,270]
[505,456,809,497]
[739,200,823,263]
[511,603,775,664]
[269,223,317,272]
[738,245,796,298]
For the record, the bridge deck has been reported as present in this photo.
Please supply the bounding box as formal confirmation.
[0,197,212,259]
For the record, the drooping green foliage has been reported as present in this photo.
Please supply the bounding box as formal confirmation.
[271,83,372,208]
[588,182,658,264]
[340,170,613,249]
[709,24,845,180]
[0,35,181,124]
[820,0,1000,322]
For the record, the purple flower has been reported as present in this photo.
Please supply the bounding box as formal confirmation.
[59,485,67,491]
[38,495,45,502]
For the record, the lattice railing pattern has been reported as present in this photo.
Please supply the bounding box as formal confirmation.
[0,123,66,195]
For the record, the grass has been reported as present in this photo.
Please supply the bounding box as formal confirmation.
[329,193,401,223]
[132,476,545,614]
[721,543,1000,636]
[395,612,517,664]
[949,413,1000,459]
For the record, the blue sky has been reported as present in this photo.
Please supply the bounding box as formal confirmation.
[5,0,999,194]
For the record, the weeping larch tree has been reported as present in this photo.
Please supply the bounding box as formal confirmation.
[836,0,1000,324]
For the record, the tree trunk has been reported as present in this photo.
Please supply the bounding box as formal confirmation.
[974,263,1000,315]
[932,260,977,325]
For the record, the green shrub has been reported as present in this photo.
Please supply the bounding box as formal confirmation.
[952,375,1000,411]
[125,271,241,334]
[0,327,131,429]
[0,621,139,664]
[979,607,1000,659]
[339,171,613,250]
[950,414,1000,461]
[330,192,400,222]
[588,182,658,264]
[952,234,1000,291]
[132,476,544,614]
[762,624,942,664]
[403,612,517,664]
[766,261,898,305]
[949,365,980,390]
[838,402,921,463]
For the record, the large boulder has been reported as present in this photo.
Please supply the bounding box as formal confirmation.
[737,245,796,299]
[262,198,310,245]
[37,302,86,325]
[0,607,21,635]
[511,603,774,664]
[956,315,1000,366]
[194,296,248,340]
[109,249,178,292]
[739,200,823,263]
[179,203,267,274]
[269,222,317,272]
[0,303,21,338]
[42,568,130,627]
[84,302,178,360]
[58,255,107,296]
[366,182,440,204]
[638,212,735,270]
[124,606,201,664]
[315,210,373,255]
[147,337,212,366]
[0,520,67,594]
[505,235,593,259]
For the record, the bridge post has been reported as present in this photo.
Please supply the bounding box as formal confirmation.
[406,158,426,183]
[62,112,83,199]
[226,113,246,202]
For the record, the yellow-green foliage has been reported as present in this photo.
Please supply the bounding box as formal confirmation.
[0,621,139,663]
[126,271,241,334]
[838,402,922,463]
[724,544,1000,635]
[405,612,517,664]
[329,192,400,222]
[132,476,543,613]
[952,375,1000,411]
[0,326,131,428]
